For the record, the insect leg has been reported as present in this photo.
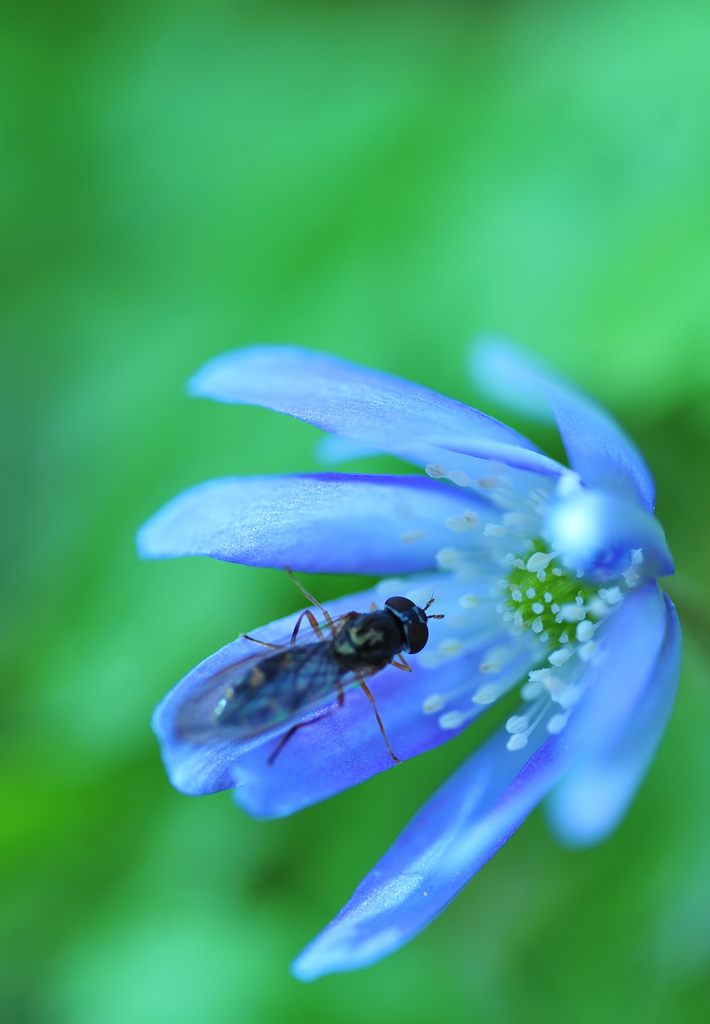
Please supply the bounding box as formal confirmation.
[241,633,286,650]
[390,655,412,672]
[290,608,326,644]
[267,707,337,765]
[286,567,337,633]
[356,676,401,764]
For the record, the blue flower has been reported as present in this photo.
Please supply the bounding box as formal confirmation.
[138,340,681,980]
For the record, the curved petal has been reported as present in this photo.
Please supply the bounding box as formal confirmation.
[546,593,680,847]
[471,337,656,510]
[545,489,674,581]
[137,473,485,575]
[189,346,565,480]
[291,584,667,979]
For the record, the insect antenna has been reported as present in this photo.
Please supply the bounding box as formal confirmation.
[422,596,445,620]
[285,566,338,636]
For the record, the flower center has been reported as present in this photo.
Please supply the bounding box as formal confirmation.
[501,541,605,648]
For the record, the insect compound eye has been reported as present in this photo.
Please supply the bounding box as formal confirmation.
[384,596,430,654]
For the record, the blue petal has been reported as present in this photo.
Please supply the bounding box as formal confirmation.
[545,489,674,580]
[291,584,666,979]
[471,338,656,510]
[189,346,565,480]
[138,473,483,575]
[546,593,680,847]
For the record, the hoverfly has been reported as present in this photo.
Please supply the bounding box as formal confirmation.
[182,574,443,765]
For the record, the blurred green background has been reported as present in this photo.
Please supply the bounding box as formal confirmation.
[2,0,710,1021]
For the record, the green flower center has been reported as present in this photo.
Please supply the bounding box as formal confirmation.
[503,542,603,647]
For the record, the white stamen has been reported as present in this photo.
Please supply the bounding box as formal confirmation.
[439,711,466,730]
[576,619,595,642]
[480,645,512,673]
[544,592,553,603]
[623,567,640,587]
[458,593,480,610]
[484,523,507,538]
[502,512,527,527]
[526,551,553,573]
[561,603,586,623]
[532,602,545,615]
[547,713,569,734]
[507,733,528,751]
[477,476,499,490]
[472,686,501,705]
[438,639,463,657]
[599,586,622,606]
[531,617,544,633]
[578,641,599,662]
[525,587,537,599]
[555,471,582,499]
[521,680,544,700]
[448,469,475,488]
[445,514,475,532]
[631,548,644,566]
[549,648,572,666]
[400,530,423,543]
[436,547,462,569]
[506,715,529,734]
[423,694,445,714]
[510,588,523,602]
[425,464,448,479]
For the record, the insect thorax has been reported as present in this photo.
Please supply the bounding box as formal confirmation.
[331,610,405,666]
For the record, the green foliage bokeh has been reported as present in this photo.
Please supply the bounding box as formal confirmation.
[2,1,710,1022]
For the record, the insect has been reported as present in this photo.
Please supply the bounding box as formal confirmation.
[201,575,443,764]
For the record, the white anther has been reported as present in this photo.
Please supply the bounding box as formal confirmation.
[555,471,582,499]
[548,648,572,666]
[425,464,448,479]
[521,680,544,700]
[529,668,552,683]
[623,567,640,587]
[436,547,462,568]
[578,641,599,663]
[539,631,549,643]
[560,603,586,622]
[400,530,423,543]
[599,586,622,606]
[477,476,499,490]
[525,587,536,599]
[484,523,507,538]
[507,733,529,751]
[552,567,563,576]
[587,597,608,618]
[631,548,644,566]
[531,617,544,633]
[544,592,553,603]
[576,620,595,642]
[532,602,545,614]
[547,713,569,735]
[458,593,480,610]
[550,603,560,614]
[526,551,553,573]
[445,515,474,532]
[438,639,463,657]
[506,715,529,734]
[439,711,467,730]
[502,512,526,527]
[472,686,501,705]
[480,645,512,673]
[510,588,523,602]
[558,684,583,710]
[448,470,475,488]
[559,633,569,644]
[513,610,524,628]
[423,694,445,714]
